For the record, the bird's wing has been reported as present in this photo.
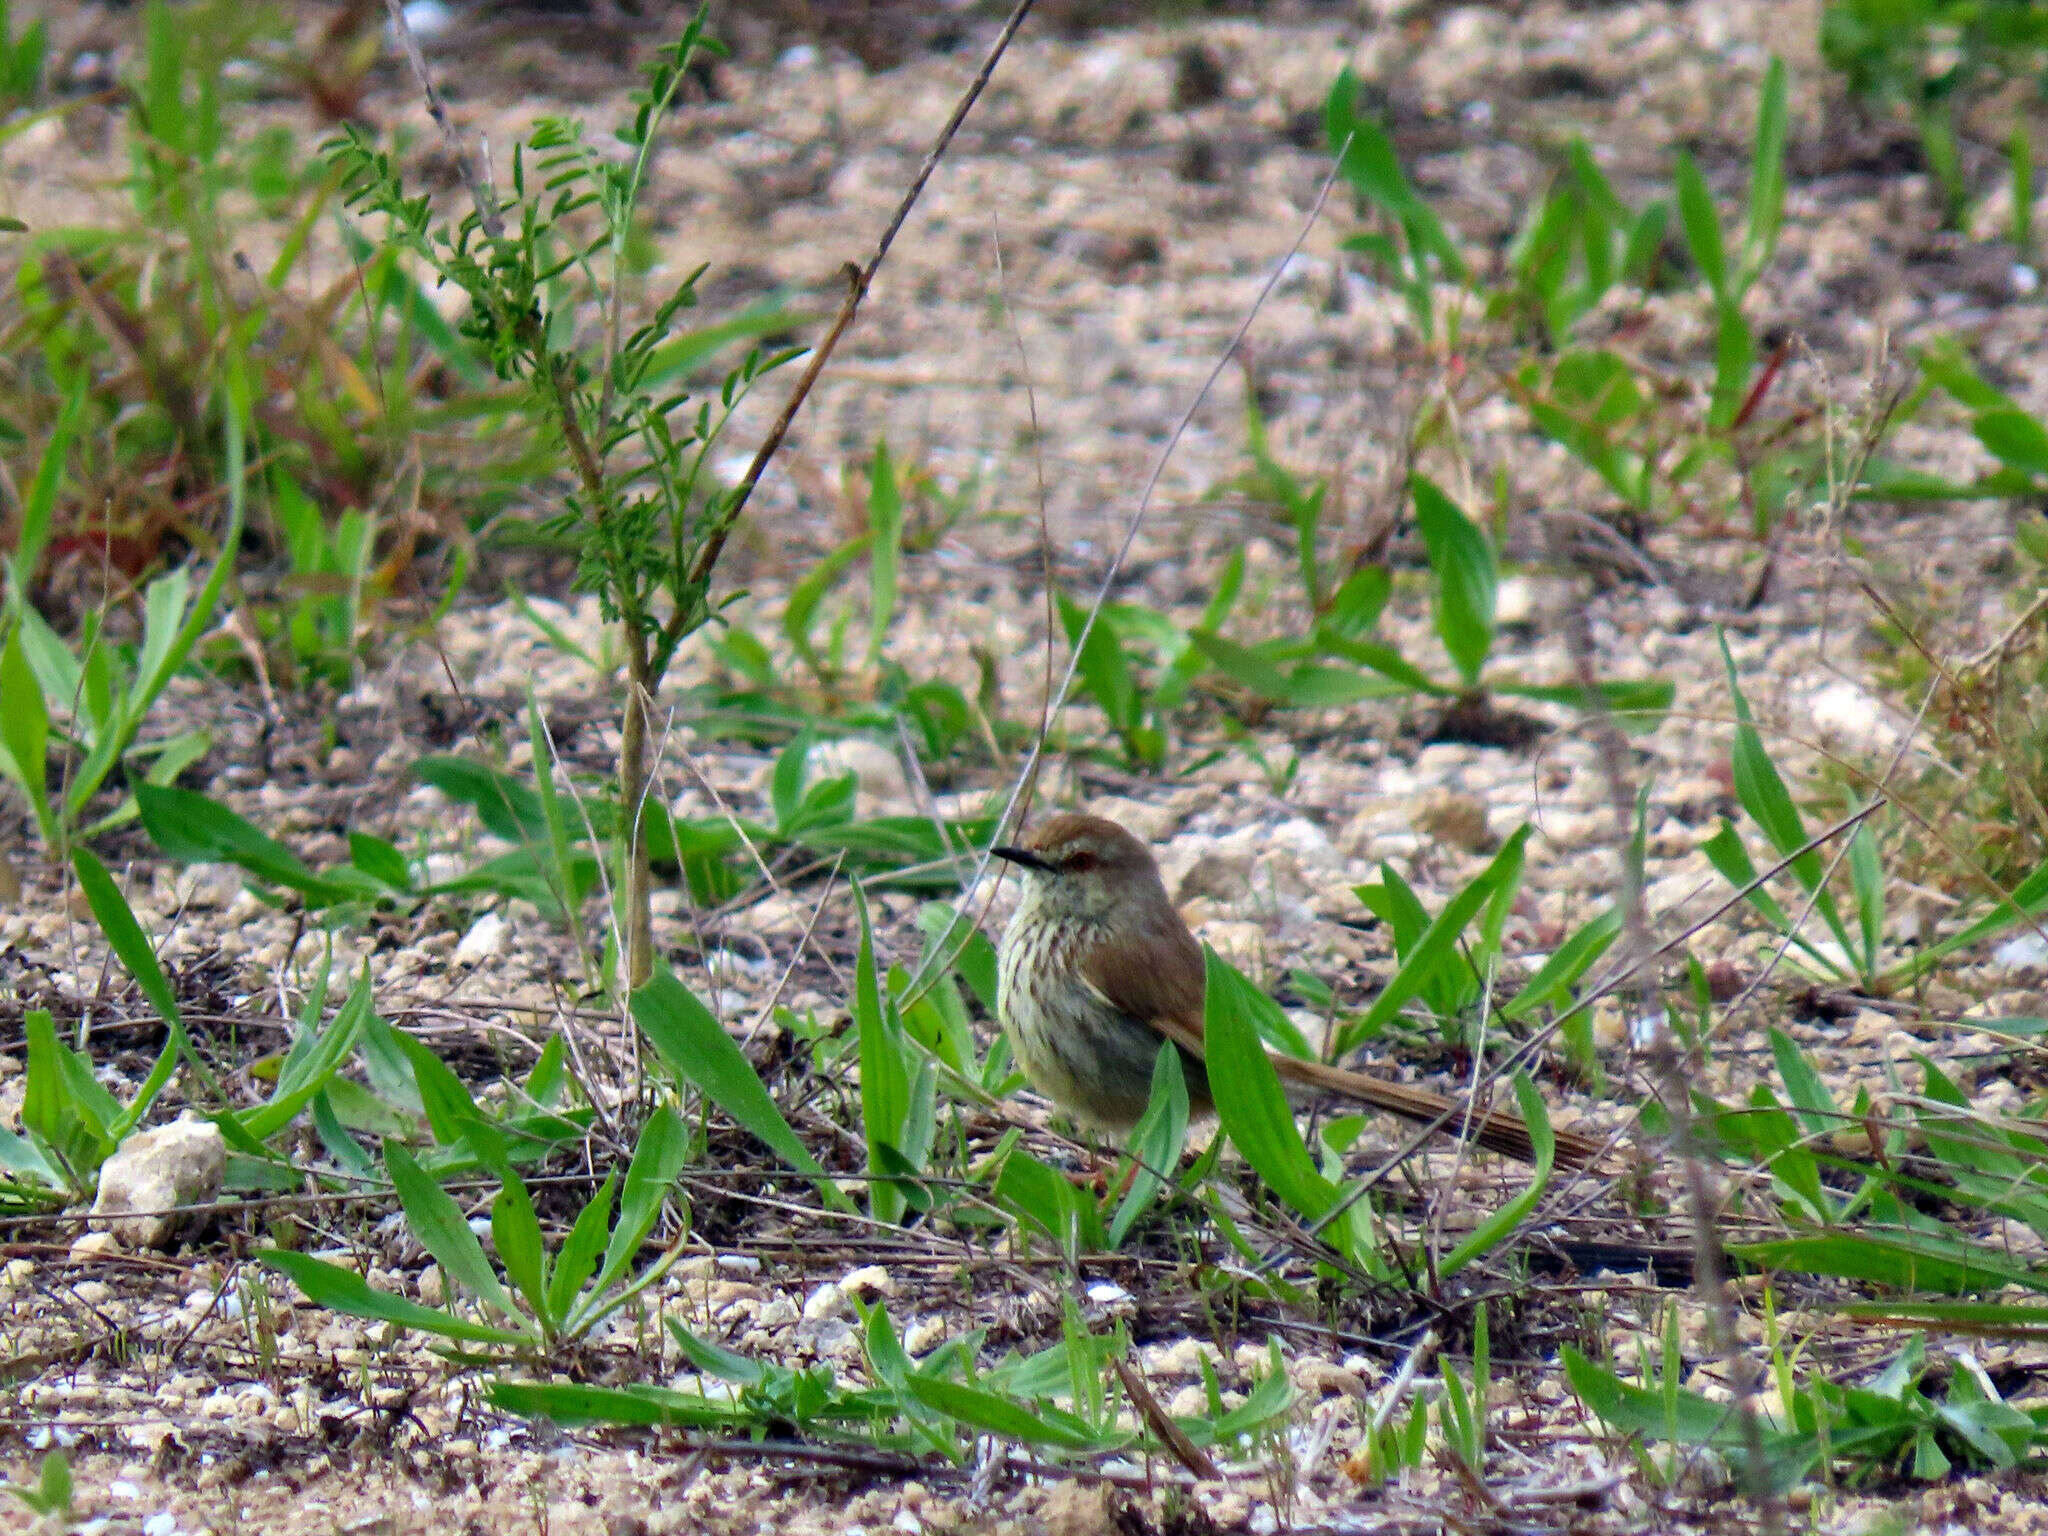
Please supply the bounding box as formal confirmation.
[1075,912,1205,1034]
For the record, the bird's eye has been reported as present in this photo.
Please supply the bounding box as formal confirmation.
[1062,850,1099,873]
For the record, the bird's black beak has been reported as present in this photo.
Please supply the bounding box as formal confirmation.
[991,844,1056,873]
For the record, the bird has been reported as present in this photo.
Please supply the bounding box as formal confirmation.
[991,812,1604,1170]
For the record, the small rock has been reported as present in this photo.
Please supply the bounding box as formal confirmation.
[810,737,912,818]
[1085,795,1178,842]
[1992,933,2048,973]
[1809,681,1898,754]
[801,1282,847,1323]
[1040,1481,1117,1536]
[1412,790,1495,854]
[841,1265,893,1301]
[454,911,510,965]
[1537,807,1607,849]
[1165,818,1342,908]
[1171,41,1227,109]
[68,1230,122,1262]
[92,1116,225,1249]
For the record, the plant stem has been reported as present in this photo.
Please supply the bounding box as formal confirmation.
[618,641,655,989]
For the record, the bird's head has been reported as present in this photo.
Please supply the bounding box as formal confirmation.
[992,813,1168,922]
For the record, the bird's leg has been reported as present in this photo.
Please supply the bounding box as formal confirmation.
[1063,1134,1141,1198]
[1063,1129,1112,1194]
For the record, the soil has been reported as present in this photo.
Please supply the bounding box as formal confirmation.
[6,1,2048,1532]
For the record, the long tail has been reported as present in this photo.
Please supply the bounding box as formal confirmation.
[1154,1016,1605,1169]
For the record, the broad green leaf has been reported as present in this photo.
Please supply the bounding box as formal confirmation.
[490,1176,550,1327]
[1769,1027,1839,1141]
[382,1139,521,1321]
[1412,476,1495,686]
[1673,150,1726,300]
[137,783,354,904]
[1339,832,1528,1049]
[0,627,52,846]
[632,969,851,1208]
[1313,628,1447,694]
[1109,1044,1190,1248]
[411,755,548,843]
[72,850,207,1139]
[994,1147,1105,1258]
[1499,907,1619,1021]
[388,1031,485,1147]
[262,1250,529,1345]
[1059,594,1140,738]
[1323,565,1390,639]
[1733,1227,2048,1295]
[1975,409,2048,480]
[545,1172,617,1324]
[1717,630,1856,959]
[1203,948,1338,1221]
[24,1010,114,1183]
[577,1105,692,1324]
[238,965,374,1142]
[783,534,870,673]
[1188,630,1291,702]
[10,373,84,589]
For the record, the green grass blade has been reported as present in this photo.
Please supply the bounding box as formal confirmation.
[1203,948,1340,1222]
[1412,475,1495,687]
[0,626,54,847]
[382,1139,521,1321]
[262,1250,530,1346]
[632,969,852,1211]
[1441,1074,1553,1277]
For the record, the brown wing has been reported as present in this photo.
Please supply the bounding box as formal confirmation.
[1075,909,1205,1033]
[1075,911,1211,1108]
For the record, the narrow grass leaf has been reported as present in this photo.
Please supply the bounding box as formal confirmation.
[488,1380,743,1429]
[262,1250,530,1346]
[70,847,181,1030]
[0,628,52,845]
[1744,57,1788,283]
[382,1138,520,1320]
[632,968,852,1209]
[1412,475,1495,686]
[1673,150,1726,300]
[1500,907,1619,1020]
[906,1376,1107,1449]
[854,882,911,1224]
[1204,949,1338,1221]
[1441,1073,1552,1277]
[546,1173,617,1324]
[1110,1044,1190,1248]
[867,441,902,664]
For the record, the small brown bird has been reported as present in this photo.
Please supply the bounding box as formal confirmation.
[993,812,1603,1170]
